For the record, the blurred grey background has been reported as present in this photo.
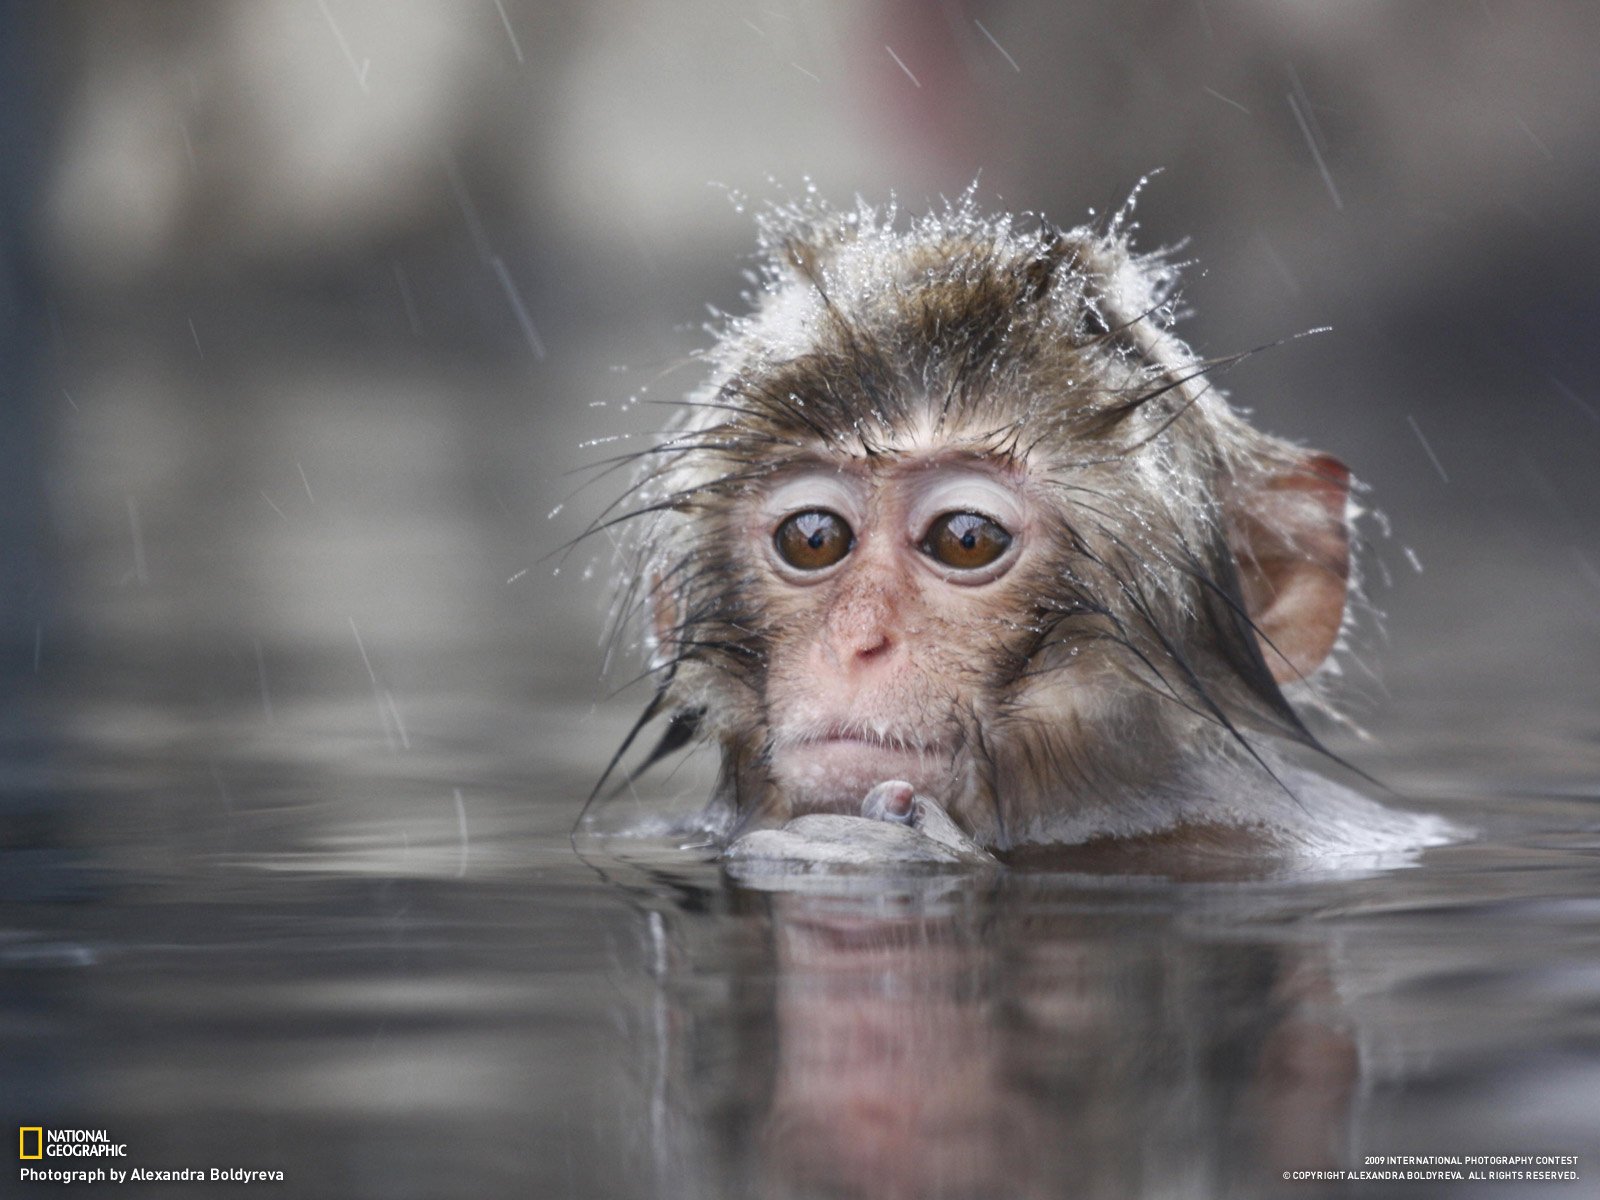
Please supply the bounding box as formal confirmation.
[4,0,1598,809]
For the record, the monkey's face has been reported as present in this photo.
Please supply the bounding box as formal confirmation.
[746,451,1039,817]
[626,209,1359,845]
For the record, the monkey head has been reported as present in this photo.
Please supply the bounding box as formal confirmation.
[613,198,1353,849]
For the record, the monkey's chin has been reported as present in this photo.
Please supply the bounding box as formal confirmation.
[770,739,954,817]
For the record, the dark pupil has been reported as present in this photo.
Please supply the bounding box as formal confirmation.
[808,528,827,550]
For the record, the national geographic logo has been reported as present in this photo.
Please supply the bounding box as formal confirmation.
[18,1127,286,1185]
[17,1127,128,1159]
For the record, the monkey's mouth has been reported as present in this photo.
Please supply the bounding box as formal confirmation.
[771,724,957,814]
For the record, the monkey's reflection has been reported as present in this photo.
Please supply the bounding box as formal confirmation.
[761,890,1023,1199]
[630,874,1359,1200]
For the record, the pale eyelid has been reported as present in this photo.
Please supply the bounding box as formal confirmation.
[904,475,1026,544]
[759,473,866,529]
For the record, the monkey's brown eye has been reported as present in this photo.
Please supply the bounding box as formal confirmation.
[774,510,854,571]
[921,512,1012,571]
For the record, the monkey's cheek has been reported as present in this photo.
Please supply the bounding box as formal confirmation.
[771,742,952,816]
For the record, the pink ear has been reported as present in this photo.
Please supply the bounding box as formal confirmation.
[1227,454,1351,685]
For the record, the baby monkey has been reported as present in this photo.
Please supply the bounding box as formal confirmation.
[600,196,1433,860]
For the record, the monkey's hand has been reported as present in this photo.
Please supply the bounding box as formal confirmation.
[724,780,996,870]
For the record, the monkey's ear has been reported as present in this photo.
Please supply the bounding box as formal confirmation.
[1226,454,1351,685]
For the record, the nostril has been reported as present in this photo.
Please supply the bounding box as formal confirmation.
[855,634,892,662]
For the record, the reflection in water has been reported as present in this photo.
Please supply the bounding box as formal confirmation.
[627,872,1362,1200]
[765,889,1018,1199]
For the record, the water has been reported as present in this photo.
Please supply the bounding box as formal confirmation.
[5,638,1598,1199]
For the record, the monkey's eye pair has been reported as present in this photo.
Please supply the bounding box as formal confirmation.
[772,509,1012,572]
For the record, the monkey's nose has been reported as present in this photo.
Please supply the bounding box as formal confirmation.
[824,630,897,676]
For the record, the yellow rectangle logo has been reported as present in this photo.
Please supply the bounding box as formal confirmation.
[19,1127,43,1159]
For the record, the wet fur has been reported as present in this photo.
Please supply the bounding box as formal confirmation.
[596,195,1355,850]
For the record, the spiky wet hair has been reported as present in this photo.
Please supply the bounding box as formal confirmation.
[596,195,1351,844]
